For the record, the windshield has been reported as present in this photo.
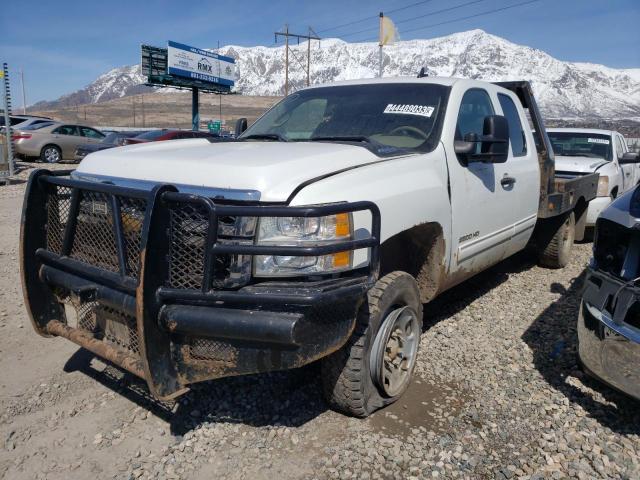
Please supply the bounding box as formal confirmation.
[241,83,450,154]
[134,130,169,140]
[102,133,121,144]
[548,132,612,161]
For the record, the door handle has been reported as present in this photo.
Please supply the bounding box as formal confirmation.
[500,175,516,187]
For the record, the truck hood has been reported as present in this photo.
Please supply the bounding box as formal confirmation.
[554,155,610,174]
[74,139,394,202]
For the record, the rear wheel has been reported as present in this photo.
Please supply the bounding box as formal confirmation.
[538,211,575,269]
[320,271,422,417]
[40,145,61,163]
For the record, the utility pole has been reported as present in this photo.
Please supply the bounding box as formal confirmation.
[141,94,145,128]
[20,69,26,114]
[1,63,15,179]
[284,25,289,96]
[306,27,319,86]
[217,40,222,125]
[275,25,320,95]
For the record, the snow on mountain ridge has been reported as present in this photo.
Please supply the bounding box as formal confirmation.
[31,29,639,119]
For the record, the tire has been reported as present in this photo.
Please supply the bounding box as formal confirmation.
[40,145,61,163]
[538,211,575,269]
[320,271,423,417]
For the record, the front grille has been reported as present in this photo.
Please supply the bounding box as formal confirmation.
[594,218,634,279]
[45,185,146,278]
[167,203,255,290]
[46,185,72,255]
[45,183,255,291]
[188,337,237,361]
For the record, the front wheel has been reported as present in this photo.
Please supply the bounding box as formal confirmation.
[40,145,62,163]
[320,271,423,417]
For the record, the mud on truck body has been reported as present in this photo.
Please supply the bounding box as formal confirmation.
[21,78,597,417]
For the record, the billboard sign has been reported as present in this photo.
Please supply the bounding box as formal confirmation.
[141,44,168,77]
[167,41,235,87]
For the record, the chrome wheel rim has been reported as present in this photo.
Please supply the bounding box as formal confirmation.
[44,147,60,163]
[370,306,420,397]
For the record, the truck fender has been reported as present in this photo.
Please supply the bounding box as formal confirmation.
[380,222,446,303]
[288,147,453,285]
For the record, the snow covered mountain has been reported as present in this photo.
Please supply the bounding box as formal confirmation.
[31,30,640,120]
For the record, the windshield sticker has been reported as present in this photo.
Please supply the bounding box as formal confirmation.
[587,137,610,145]
[384,104,434,117]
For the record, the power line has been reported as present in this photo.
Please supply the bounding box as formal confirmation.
[340,0,488,39]
[352,0,541,42]
[274,26,321,95]
[400,0,541,36]
[317,0,436,34]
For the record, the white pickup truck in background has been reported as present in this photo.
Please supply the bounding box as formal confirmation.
[548,128,640,226]
[21,78,599,417]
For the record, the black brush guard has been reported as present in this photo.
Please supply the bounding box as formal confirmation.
[21,169,381,400]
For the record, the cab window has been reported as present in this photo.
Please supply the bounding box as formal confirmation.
[456,89,494,155]
[498,94,526,157]
[80,127,104,139]
[53,125,79,136]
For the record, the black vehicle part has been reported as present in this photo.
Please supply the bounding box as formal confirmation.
[320,271,422,417]
[21,169,381,400]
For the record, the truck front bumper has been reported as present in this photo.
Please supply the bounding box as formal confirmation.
[21,170,380,400]
[578,267,640,400]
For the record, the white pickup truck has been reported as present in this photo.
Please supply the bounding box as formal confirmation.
[21,78,597,417]
[548,128,640,226]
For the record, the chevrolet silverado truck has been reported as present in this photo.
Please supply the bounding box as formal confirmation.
[548,128,640,227]
[21,78,598,417]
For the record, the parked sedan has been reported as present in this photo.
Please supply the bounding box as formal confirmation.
[13,123,105,162]
[122,129,216,145]
[0,114,52,129]
[74,131,146,162]
[579,162,640,401]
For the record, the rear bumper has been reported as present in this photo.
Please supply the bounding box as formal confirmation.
[578,267,640,400]
[585,196,612,226]
[14,141,41,157]
[21,169,380,400]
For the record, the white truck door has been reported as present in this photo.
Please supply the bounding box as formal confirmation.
[494,91,540,256]
[444,87,521,277]
[616,134,634,190]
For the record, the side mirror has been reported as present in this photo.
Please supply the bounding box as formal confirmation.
[454,115,509,164]
[235,118,248,137]
[620,152,640,164]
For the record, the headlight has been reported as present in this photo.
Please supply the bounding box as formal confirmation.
[253,213,353,277]
[597,176,609,197]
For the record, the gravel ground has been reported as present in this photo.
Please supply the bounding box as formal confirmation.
[1,162,639,479]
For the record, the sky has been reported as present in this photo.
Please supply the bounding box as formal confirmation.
[1,0,639,108]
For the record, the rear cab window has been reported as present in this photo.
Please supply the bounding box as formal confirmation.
[497,93,527,157]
